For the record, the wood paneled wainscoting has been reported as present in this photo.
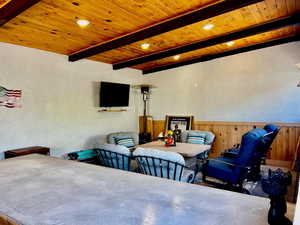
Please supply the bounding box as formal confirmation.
[149,120,300,165]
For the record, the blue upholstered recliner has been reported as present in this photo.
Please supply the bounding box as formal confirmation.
[133,147,196,183]
[95,144,133,171]
[222,124,280,180]
[201,128,268,192]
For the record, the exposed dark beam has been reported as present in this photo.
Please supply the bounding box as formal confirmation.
[69,0,262,62]
[114,13,300,69]
[0,0,41,27]
[142,35,300,74]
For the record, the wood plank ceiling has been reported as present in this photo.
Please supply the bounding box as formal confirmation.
[0,0,299,74]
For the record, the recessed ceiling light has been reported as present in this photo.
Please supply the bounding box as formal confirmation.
[173,55,181,60]
[226,41,235,47]
[203,23,214,30]
[141,43,150,50]
[76,19,90,27]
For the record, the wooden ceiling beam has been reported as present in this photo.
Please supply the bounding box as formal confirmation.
[68,0,263,62]
[142,35,300,75]
[0,0,41,27]
[114,13,300,70]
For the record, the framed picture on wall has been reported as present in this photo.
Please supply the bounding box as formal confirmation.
[165,115,194,132]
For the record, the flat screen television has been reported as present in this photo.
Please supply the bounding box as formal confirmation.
[100,82,130,107]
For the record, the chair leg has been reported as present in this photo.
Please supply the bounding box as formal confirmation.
[200,160,209,182]
[247,162,262,181]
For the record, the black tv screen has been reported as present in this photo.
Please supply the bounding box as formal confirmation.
[100,82,130,107]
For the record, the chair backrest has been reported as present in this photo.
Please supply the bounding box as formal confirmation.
[234,128,267,167]
[95,144,132,171]
[226,128,267,182]
[181,130,215,145]
[107,132,139,147]
[263,124,280,150]
[133,148,186,181]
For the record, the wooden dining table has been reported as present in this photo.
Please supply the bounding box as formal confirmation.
[139,140,211,157]
[139,140,211,168]
[0,154,270,225]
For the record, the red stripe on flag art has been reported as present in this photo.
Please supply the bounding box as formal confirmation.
[0,86,22,108]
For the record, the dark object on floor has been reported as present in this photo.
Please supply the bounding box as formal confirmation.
[67,149,99,164]
[262,168,292,225]
[201,128,267,193]
[4,146,50,159]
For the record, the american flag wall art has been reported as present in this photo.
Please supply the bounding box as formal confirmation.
[0,86,22,108]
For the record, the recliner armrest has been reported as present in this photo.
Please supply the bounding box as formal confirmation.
[222,151,239,158]
[208,159,250,170]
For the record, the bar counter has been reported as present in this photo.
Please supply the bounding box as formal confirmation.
[0,154,269,225]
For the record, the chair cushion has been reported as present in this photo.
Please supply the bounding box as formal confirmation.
[99,144,131,156]
[114,136,135,149]
[187,133,205,144]
[204,159,238,184]
[107,132,138,146]
[133,148,185,165]
[181,130,215,145]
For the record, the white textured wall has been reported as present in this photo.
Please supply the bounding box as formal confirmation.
[1,41,300,159]
[0,43,144,159]
[145,42,300,123]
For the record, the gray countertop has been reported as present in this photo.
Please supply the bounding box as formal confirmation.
[0,154,269,225]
